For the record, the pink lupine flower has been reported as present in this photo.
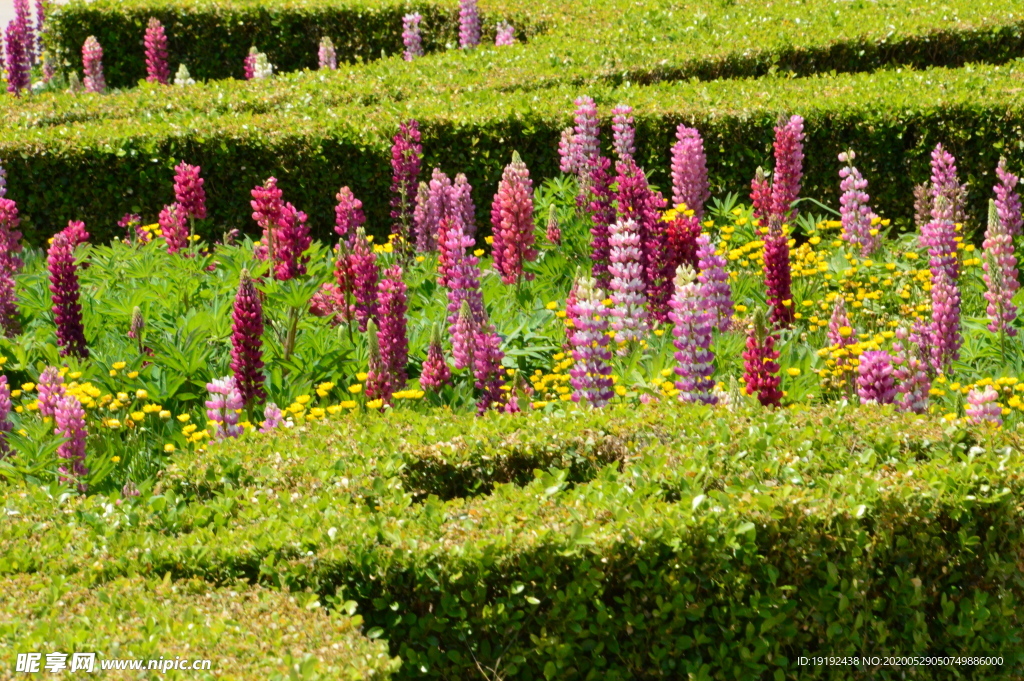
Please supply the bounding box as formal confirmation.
[545,206,561,246]
[365,320,393,405]
[607,218,648,345]
[47,232,88,358]
[144,18,170,84]
[377,265,409,386]
[452,173,476,237]
[334,186,365,241]
[696,233,732,332]
[0,197,24,337]
[472,321,505,414]
[769,115,804,224]
[251,177,285,257]
[558,128,576,174]
[37,366,66,419]
[495,21,514,46]
[403,14,423,60]
[856,350,896,405]
[458,0,480,48]
[994,157,1022,238]
[929,143,966,223]
[749,166,772,226]
[391,120,422,244]
[838,150,879,256]
[82,35,105,93]
[446,259,487,370]
[173,162,207,221]
[205,376,244,439]
[420,323,451,392]
[982,199,1019,338]
[892,326,930,414]
[0,375,11,459]
[827,296,852,349]
[742,309,782,407]
[55,393,88,490]
[929,265,961,374]
[417,169,452,252]
[349,226,379,332]
[243,47,257,79]
[231,269,266,408]
[436,215,473,290]
[615,158,669,320]
[450,301,477,372]
[570,96,600,176]
[568,276,613,408]
[762,215,793,327]
[924,198,959,284]
[965,386,1002,426]
[260,402,284,432]
[62,220,89,247]
[490,151,536,285]
[669,266,717,404]
[158,203,188,254]
[670,125,710,220]
[912,184,931,230]
[318,36,337,70]
[611,105,635,162]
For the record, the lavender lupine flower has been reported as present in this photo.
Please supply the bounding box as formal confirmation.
[47,232,87,358]
[334,187,365,241]
[260,402,283,432]
[37,366,65,419]
[54,393,87,490]
[0,375,11,459]
[838,150,880,256]
[695,234,732,332]
[158,203,188,254]
[769,115,805,224]
[490,151,536,285]
[495,21,514,46]
[173,162,206,221]
[82,36,105,93]
[205,376,244,440]
[458,0,480,49]
[670,125,710,220]
[742,308,782,407]
[568,276,613,408]
[982,199,1019,338]
[615,158,670,320]
[231,270,266,409]
[930,264,961,374]
[762,215,793,327]
[856,350,896,405]
[402,14,423,61]
[5,21,29,95]
[390,120,422,244]
[892,326,930,414]
[966,387,1002,426]
[994,157,1022,238]
[607,218,648,345]
[669,266,717,404]
[611,105,635,163]
[377,265,409,386]
[144,18,170,84]
[420,324,451,392]
[0,197,24,337]
[318,36,337,70]
[929,143,966,223]
[365,320,393,405]
[349,226,379,332]
[586,157,615,285]
[749,166,772,227]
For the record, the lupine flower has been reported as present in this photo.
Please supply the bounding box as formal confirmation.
[490,151,536,285]
[365,320,393,404]
[35,0,44,57]
[472,321,505,414]
[270,203,311,281]
[665,213,701,279]
[158,203,188,254]
[827,295,852,349]
[205,376,244,439]
[144,18,170,84]
[912,184,931,230]
[769,115,804,224]
[418,169,453,253]
[545,206,561,246]
[244,47,257,79]
[437,215,473,289]
[5,19,29,95]
[982,199,1019,337]
[174,64,195,86]
[696,233,732,332]
[558,128,576,174]
[173,162,206,221]
[930,264,961,374]
[749,166,772,226]
[402,14,423,61]
[923,198,959,284]
[994,157,1022,238]
[670,125,710,220]
[929,143,966,223]
[334,186,365,240]
[318,36,337,70]
[0,197,24,337]
[611,105,635,162]
[446,257,488,370]
[742,309,782,407]
[450,301,477,372]
[55,393,87,490]
[231,269,266,409]
[251,177,284,256]
[669,265,716,404]
[615,158,670,320]
[349,226,379,331]
[129,306,144,345]
[892,326,930,414]
[0,375,11,459]
[82,36,105,93]
[252,50,273,79]
[390,120,422,244]
[48,232,88,358]
[838,150,879,256]
[377,265,409,386]
[495,21,514,46]
[61,220,89,248]
[567,276,613,408]
[118,213,146,243]
[762,215,793,327]
[458,0,480,48]
[14,0,33,65]
[420,323,451,392]
[37,366,65,419]
[310,282,347,323]
[260,402,284,432]
[856,350,896,405]
[452,173,476,237]
[607,218,648,344]
[569,96,600,176]
[586,157,615,285]
[965,386,1002,426]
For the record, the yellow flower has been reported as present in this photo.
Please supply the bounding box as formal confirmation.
[356,372,368,381]
[415,255,425,263]
[109,370,118,377]
[653,329,664,336]
[366,399,384,409]
[112,361,127,370]
[327,404,343,415]
[111,456,121,463]
[143,404,161,413]
[348,384,363,394]
[21,382,35,392]
[176,413,190,423]
[182,424,197,435]
[484,236,494,245]
[839,326,853,337]
[545,301,559,310]
[473,248,485,257]
[531,400,549,409]
[786,368,801,377]
[68,371,82,380]
[295,394,311,405]
[615,385,627,396]
[128,371,139,379]
[159,409,171,419]
[135,389,148,399]
[130,411,145,422]
[164,444,176,453]
[340,400,357,409]
[106,419,122,429]
[116,392,129,402]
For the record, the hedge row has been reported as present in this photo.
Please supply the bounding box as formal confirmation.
[2,62,1024,245]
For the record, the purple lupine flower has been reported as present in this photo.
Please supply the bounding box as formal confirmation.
[966,387,1002,426]
[607,218,648,345]
[417,168,452,253]
[47,232,88,358]
[390,120,422,244]
[611,105,635,163]
[54,393,87,490]
[5,21,29,95]
[924,199,959,284]
[769,115,804,224]
[568,276,613,408]
[490,151,536,285]
[334,186,365,241]
[82,36,105,93]
[402,14,423,61]
[742,309,782,407]
[545,206,561,246]
[35,0,45,57]
[929,143,966,223]
[173,162,206,221]
[458,0,480,49]
[892,326,930,414]
[349,226,379,332]
[231,269,266,409]
[37,366,65,419]
[0,197,24,337]
[669,266,717,404]
[495,21,514,46]
[670,125,710,220]
[436,215,473,290]
[260,402,283,432]
[318,36,337,70]
[763,215,793,327]
[749,166,772,227]
[615,158,670,321]
[205,376,244,440]
[158,203,188,254]
[472,320,505,414]
[14,0,33,65]
[270,203,311,281]
[377,265,408,386]
[420,324,451,391]
[450,301,477,372]
[856,350,896,405]
[452,173,476,237]
[0,375,11,459]
[982,199,1019,338]
[994,157,1022,238]
[696,233,732,332]
[144,18,170,84]
[929,264,961,374]
[838,150,879,256]
[365,320,393,405]
[586,156,615,285]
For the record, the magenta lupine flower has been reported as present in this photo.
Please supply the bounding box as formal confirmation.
[982,199,1019,337]
[334,186,365,240]
[377,265,409,386]
[158,203,188,254]
[205,376,244,440]
[696,234,732,332]
[611,105,635,163]
[615,158,670,320]
[349,227,379,332]
[450,301,477,372]
[365,320,393,405]
[749,167,772,227]
[769,115,805,224]
[54,393,87,490]
[763,216,793,327]
[929,143,966,223]
[856,350,896,405]
[251,177,285,257]
[243,47,257,79]
[417,169,452,252]
[742,309,782,407]
[669,266,717,405]
[231,270,266,408]
[472,321,505,414]
[413,183,431,251]
[0,375,11,459]
[929,265,961,374]
[61,220,89,248]
[568,276,613,408]
[892,326,930,414]
[318,36,337,70]
[173,162,206,221]
[0,197,24,337]
[490,151,536,285]
[586,156,615,285]
[4,21,29,95]
[82,36,105,93]
[144,18,170,84]
[260,402,283,432]
[390,120,422,244]
[994,157,1022,238]
[495,21,514,46]
[607,218,648,344]
[545,207,561,246]
[446,258,488,371]
[37,366,65,419]
[838,150,880,256]
[420,324,451,391]
[437,215,474,289]
[270,203,311,281]
[48,232,88,358]
[458,0,480,49]
[670,125,710,220]
[966,387,1002,427]
[402,14,423,61]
